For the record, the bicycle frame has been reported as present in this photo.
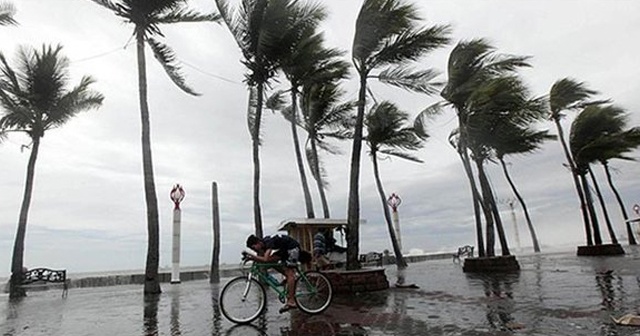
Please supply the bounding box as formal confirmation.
[242,261,317,302]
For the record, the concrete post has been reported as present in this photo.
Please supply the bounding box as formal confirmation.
[170,184,185,284]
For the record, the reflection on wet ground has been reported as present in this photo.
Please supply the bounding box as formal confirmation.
[1,246,640,335]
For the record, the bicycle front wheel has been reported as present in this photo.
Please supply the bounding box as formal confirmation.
[220,276,266,324]
[294,271,332,314]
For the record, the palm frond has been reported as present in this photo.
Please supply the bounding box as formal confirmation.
[549,77,609,116]
[156,7,221,24]
[0,2,17,26]
[265,90,287,111]
[147,37,199,95]
[376,66,442,95]
[414,101,445,140]
[371,24,451,68]
[378,148,423,163]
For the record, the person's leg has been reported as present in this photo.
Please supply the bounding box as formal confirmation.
[284,267,296,306]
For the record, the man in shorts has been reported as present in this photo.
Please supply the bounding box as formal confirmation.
[244,234,300,312]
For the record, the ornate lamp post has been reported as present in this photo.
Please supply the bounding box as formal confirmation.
[170,184,185,284]
[634,204,640,237]
[387,193,403,253]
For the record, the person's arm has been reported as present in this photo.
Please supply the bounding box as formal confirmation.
[245,249,279,263]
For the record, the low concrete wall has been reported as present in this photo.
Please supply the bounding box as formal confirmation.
[323,268,389,293]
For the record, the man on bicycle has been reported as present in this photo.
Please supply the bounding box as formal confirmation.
[244,234,300,312]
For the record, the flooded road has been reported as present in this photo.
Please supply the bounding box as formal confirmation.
[1,246,639,335]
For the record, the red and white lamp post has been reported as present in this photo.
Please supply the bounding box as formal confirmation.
[387,193,403,253]
[170,184,185,284]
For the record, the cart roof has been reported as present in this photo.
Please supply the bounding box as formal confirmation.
[277,218,357,231]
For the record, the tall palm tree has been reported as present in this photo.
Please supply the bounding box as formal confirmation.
[91,0,219,294]
[548,78,608,246]
[436,39,531,257]
[301,80,354,218]
[0,44,104,298]
[277,30,349,219]
[348,0,450,269]
[0,1,17,26]
[570,104,640,246]
[495,126,555,253]
[216,0,325,237]
[364,101,423,283]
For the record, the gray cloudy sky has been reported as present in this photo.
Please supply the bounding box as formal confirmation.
[1,0,639,277]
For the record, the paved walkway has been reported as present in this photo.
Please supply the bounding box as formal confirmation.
[1,246,640,335]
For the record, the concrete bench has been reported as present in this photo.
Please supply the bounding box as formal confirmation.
[22,268,69,297]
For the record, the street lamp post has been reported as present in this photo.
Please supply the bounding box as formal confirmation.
[170,184,185,284]
[387,193,403,254]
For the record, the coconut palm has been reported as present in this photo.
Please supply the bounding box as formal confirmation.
[277,29,349,219]
[494,125,555,253]
[348,0,450,269]
[548,78,608,246]
[0,44,103,298]
[301,80,355,218]
[364,101,423,283]
[435,38,531,257]
[216,0,326,237]
[464,75,547,257]
[91,0,219,294]
[570,105,640,245]
[0,1,17,26]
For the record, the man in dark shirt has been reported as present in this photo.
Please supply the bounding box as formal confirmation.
[244,234,300,312]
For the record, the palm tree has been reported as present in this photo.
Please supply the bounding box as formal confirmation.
[436,38,531,257]
[348,0,450,269]
[548,78,608,246]
[0,1,17,26]
[570,105,640,246]
[301,80,354,218]
[0,44,103,298]
[91,0,219,294]
[364,101,423,283]
[494,126,555,253]
[277,29,349,219]
[216,0,326,237]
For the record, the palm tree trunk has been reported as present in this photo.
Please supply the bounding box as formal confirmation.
[309,137,330,218]
[252,83,265,238]
[456,149,485,257]
[553,118,593,245]
[499,158,541,252]
[475,158,507,256]
[456,114,486,257]
[9,137,40,298]
[588,167,618,244]
[289,89,315,218]
[579,173,602,245]
[372,151,407,273]
[602,161,637,245]
[137,33,161,295]
[346,69,368,270]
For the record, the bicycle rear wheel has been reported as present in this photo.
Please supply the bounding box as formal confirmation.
[220,276,266,324]
[294,271,332,314]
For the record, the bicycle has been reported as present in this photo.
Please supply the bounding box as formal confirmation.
[219,255,333,324]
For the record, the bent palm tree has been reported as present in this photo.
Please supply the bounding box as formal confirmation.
[91,0,219,294]
[216,0,325,237]
[570,105,640,246]
[0,44,103,298]
[277,29,349,218]
[364,101,423,283]
[495,126,555,253]
[437,39,531,257]
[303,82,355,219]
[348,0,450,269]
[548,78,608,246]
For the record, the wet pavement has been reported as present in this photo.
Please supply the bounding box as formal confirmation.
[1,245,640,336]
